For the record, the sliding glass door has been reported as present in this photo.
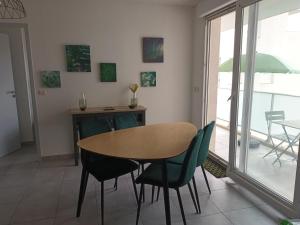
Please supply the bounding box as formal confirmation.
[230,0,300,208]
[205,0,300,216]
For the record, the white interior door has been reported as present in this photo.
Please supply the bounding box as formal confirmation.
[0,33,21,157]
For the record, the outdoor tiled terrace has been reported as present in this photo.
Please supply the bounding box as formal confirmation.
[214,126,297,201]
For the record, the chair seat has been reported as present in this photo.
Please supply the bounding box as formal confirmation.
[272,134,298,142]
[88,158,138,181]
[135,163,182,188]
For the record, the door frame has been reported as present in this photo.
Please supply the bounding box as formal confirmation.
[0,23,41,157]
[203,3,236,164]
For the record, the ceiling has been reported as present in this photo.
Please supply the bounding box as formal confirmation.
[128,0,200,6]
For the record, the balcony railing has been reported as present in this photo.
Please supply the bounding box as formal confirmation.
[217,88,300,137]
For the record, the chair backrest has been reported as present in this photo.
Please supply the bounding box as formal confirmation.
[79,117,112,165]
[114,113,139,130]
[265,111,285,136]
[177,129,204,187]
[265,111,285,122]
[197,121,215,166]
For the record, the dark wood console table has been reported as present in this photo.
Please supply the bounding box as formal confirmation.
[70,105,146,165]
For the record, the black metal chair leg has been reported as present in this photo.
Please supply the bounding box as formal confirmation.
[142,164,145,202]
[101,181,104,225]
[151,185,155,203]
[131,172,138,203]
[136,184,144,225]
[156,187,160,201]
[138,164,141,176]
[187,182,199,214]
[201,165,211,194]
[114,177,118,190]
[162,160,171,225]
[176,188,187,225]
[192,176,201,214]
[76,167,89,217]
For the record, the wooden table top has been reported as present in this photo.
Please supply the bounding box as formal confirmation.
[77,122,197,160]
[273,120,300,130]
[69,105,146,115]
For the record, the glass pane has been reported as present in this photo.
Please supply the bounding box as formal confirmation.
[207,11,236,162]
[237,0,300,202]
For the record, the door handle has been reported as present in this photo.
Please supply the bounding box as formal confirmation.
[227,91,237,101]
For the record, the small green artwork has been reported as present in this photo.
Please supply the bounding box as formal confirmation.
[100,63,117,82]
[143,37,164,63]
[41,71,61,88]
[140,72,156,87]
[65,45,91,72]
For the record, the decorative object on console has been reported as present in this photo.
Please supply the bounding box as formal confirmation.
[142,37,164,63]
[79,92,87,111]
[100,63,117,82]
[65,45,91,72]
[41,71,61,88]
[140,72,156,87]
[0,0,26,19]
[129,83,139,108]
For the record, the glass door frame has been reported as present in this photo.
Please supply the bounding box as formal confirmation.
[203,3,236,164]
[226,0,300,217]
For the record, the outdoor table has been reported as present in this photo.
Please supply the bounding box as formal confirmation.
[78,122,197,225]
[272,120,300,164]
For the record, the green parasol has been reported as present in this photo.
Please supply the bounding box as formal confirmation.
[219,52,299,74]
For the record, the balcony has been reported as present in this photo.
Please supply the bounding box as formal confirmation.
[211,88,300,201]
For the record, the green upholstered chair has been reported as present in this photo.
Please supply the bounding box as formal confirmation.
[114,113,140,186]
[152,121,215,212]
[114,113,148,200]
[135,130,204,225]
[168,121,215,211]
[114,113,140,130]
[76,117,139,225]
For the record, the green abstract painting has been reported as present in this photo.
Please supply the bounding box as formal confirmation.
[141,72,156,87]
[65,45,91,72]
[41,71,61,88]
[143,37,164,63]
[100,63,117,82]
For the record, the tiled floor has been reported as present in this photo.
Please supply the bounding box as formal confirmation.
[213,126,297,201]
[0,144,287,225]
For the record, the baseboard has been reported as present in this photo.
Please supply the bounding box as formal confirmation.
[41,154,74,161]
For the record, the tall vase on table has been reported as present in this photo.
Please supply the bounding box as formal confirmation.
[79,92,87,111]
[129,83,139,109]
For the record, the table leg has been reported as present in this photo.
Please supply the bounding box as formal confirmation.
[282,126,296,156]
[273,127,300,164]
[162,159,171,225]
[73,117,79,166]
[273,133,300,164]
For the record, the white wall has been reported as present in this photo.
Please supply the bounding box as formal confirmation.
[1,0,194,157]
[0,26,34,143]
[196,0,235,16]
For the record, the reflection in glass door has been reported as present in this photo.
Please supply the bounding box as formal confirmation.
[233,0,300,202]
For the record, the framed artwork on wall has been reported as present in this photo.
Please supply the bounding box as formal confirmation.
[100,63,117,82]
[41,71,61,88]
[142,37,164,63]
[140,71,156,87]
[65,45,91,72]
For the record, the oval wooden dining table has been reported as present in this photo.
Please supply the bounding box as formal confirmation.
[78,122,197,225]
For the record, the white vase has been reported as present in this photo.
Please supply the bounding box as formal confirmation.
[79,92,87,111]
